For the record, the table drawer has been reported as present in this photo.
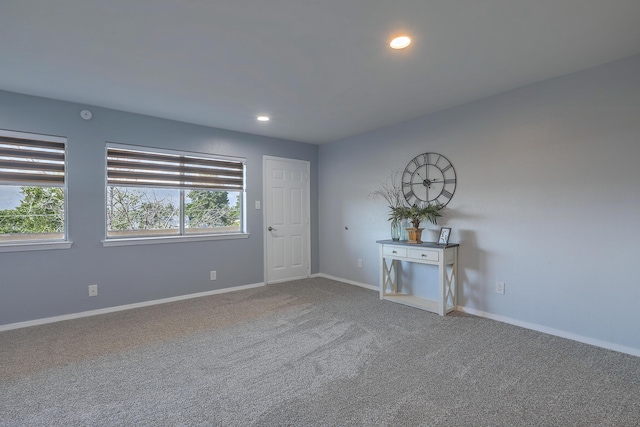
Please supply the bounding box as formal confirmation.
[408,248,439,262]
[383,246,407,258]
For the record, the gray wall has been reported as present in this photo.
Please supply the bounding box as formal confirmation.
[319,54,640,353]
[0,90,318,325]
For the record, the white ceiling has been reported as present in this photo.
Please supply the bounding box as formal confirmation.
[2,1,640,144]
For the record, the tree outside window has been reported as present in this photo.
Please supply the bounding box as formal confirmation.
[106,187,241,238]
[0,186,65,240]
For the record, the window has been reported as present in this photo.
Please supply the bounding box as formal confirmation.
[0,129,67,244]
[106,144,245,240]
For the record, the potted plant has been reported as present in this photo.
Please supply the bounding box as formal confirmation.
[397,203,443,244]
[370,171,446,242]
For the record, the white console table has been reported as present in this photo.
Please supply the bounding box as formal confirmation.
[377,240,459,316]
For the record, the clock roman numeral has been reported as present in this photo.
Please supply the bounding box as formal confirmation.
[441,164,452,173]
[444,179,456,184]
[404,190,415,200]
[441,190,453,199]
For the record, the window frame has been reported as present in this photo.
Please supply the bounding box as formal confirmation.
[0,129,71,252]
[103,142,248,246]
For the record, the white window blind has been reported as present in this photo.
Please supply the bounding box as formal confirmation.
[107,146,245,191]
[0,132,66,186]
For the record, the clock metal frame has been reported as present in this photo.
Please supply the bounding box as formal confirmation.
[402,152,457,207]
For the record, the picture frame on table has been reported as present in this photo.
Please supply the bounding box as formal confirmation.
[438,227,451,245]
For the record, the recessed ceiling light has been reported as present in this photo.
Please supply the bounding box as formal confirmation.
[257,116,270,122]
[390,36,411,49]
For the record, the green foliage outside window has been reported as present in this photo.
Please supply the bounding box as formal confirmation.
[107,187,179,231]
[106,187,240,233]
[0,186,240,238]
[185,190,240,228]
[0,187,64,234]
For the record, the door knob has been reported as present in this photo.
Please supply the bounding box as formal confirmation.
[268,226,277,231]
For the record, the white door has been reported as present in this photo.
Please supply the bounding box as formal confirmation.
[264,156,310,284]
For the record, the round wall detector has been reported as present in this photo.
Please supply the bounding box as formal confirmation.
[80,110,93,120]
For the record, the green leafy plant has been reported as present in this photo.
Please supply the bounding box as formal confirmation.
[396,203,443,229]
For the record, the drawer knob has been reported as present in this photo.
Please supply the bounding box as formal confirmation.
[392,250,397,254]
[422,254,427,257]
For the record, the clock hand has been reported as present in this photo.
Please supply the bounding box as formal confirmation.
[423,167,431,187]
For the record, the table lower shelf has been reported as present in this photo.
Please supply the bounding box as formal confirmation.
[381,293,455,315]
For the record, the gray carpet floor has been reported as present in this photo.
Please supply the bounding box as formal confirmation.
[1,277,639,426]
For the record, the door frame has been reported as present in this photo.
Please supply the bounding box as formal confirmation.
[262,155,311,284]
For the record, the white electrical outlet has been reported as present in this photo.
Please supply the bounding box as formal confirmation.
[255,201,261,210]
[496,281,505,295]
[357,259,363,268]
[88,284,98,297]
[210,271,217,281]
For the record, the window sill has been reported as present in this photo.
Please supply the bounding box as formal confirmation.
[102,233,250,247]
[0,241,73,253]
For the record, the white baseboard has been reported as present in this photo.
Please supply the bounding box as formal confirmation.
[266,275,310,285]
[456,305,640,358]
[0,282,265,332]
[315,273,378,291]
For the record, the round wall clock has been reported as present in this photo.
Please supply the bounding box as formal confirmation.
[402,152,457,206]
